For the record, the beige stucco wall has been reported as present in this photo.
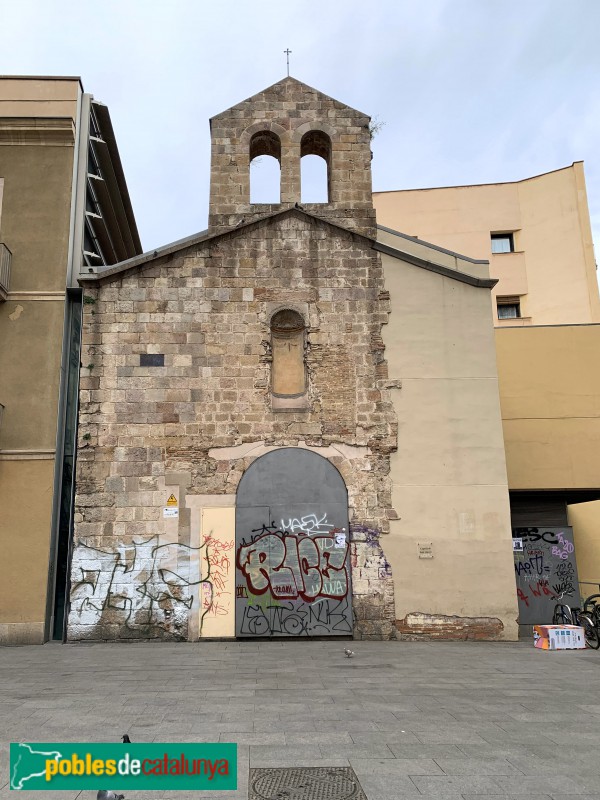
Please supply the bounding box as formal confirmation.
[0,80,77,450]
[496,324,600,490]
[568,500,600,590]
[374,163,600,326]
[0,459,54,643]
[0,78,79,643]
[0,145,75,292]
[0,299,65,451]
[0,77,80,118]
[382,253,518,639]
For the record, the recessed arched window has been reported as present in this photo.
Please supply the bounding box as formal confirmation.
[250,130,281,203]
[300,130,331,204]
[270,309,306,398]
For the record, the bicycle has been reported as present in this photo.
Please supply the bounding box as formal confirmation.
[583,592,600,619]
[552,593,600,649]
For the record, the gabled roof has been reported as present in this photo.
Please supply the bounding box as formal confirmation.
[78,207,373,284]
[210,76,369,122]
[79,207,496,290]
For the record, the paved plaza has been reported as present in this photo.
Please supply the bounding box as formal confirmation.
[1,639,600,799]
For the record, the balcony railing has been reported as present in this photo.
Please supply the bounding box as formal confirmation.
[0,243,11,301]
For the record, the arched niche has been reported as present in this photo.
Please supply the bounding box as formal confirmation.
[270,308,306,398]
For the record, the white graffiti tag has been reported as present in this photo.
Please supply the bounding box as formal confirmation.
[69,536,211,637]
[280,513,334,535]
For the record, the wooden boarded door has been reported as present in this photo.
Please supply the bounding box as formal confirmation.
[235,448,353,637]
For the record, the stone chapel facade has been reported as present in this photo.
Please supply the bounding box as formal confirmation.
[67,77,519,642]
[67,78,400,641]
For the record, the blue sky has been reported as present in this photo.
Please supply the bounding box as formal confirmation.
[2,0,600,268]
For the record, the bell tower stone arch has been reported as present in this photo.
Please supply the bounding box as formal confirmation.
[208,76,376,236]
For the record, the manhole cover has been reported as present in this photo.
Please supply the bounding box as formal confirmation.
[250,767,366,800]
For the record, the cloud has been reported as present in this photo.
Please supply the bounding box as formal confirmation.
[1,0,599,274]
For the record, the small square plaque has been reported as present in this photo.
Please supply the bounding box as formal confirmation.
[418,542,434,559]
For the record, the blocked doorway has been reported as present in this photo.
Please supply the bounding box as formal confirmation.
[235,448,353,637]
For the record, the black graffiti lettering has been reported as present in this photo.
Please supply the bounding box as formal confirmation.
[515,528,559,545]
[555,561,574,578]
[552,578,575,598]
[250,521,286,537]
[514,554,545,577]
[239,598,352,637]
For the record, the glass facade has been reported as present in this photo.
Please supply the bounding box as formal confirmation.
[52,292,82,639]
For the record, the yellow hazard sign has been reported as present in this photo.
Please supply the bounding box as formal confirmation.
[166,494,178,507]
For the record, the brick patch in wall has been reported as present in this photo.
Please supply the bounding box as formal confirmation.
[396,612,504,641]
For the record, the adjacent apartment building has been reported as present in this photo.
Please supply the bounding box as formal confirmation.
[374,163,600,326]
[0,77,142,645]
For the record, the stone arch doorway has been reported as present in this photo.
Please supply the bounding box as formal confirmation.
[235,447,353,637]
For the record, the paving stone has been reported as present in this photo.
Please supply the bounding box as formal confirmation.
[462,796,552,800]
[219,732,282,745]
[313,719,382,732]
[249,744,322,765]
[410,774,515,794]
[457,743,539,758]
[350,757,444,775]
[254,719,316,732]
[507,754,600,776]
[415,730,491,744]
[344,774,421,797]
[550,795,600,800]
[284,732,354,745]
[492,774,593,793]
[432,757,524,775]
[350,732,425,747]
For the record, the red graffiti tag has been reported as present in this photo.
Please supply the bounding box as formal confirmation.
[236,533,349,602]
[517,587,529,607]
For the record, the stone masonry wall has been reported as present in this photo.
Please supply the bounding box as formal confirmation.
[68,211,398,641]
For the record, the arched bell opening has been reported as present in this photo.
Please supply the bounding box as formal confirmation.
[300,130,331,204]
[249,130,281,204]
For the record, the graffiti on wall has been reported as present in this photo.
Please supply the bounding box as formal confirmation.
[513,527,580,624]
[201,535,234,620]
[69,532,231,640]
[237,521,348,600]
[235,513,353,637]
[237,595,353,636]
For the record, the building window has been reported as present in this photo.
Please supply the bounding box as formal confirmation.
[270,309,306,398]
[497,297,521,319]
[491,233,514,254]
